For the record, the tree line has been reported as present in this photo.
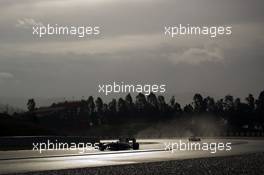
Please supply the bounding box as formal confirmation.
[27,90,264,130]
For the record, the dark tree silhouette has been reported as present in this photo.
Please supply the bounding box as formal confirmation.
[87,96,96,125]
[101,103,109,123]
[224,95,234,112]
[234,98,241,111]
[125,93,134,119]
[109,99,117,113]
[125,93,133,107]
[147,92,158,108]
[95,97,103,113]
[158,95,167,114]
[108,99,117,123]
[118,98,127,113]
[256,91,264,122]
[183,104,193,113]
[246,94,255,112]
[204,96,216,113]
[216,99,224,115]
[117,98,127,122]
[169,96,182,115]
[103,103,108,113]
[170,96,176,107]
[193,93,205,113]
[256,91,264,111]
[87,96,95,116]
[135,93,147,113]
[27,99,36,112]
[95,97,103,124]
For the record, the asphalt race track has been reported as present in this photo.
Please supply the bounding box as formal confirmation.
[0,138,264,174]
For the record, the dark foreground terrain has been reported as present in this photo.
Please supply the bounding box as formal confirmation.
[10,152,264,175]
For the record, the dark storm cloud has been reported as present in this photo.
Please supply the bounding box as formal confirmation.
[0,0,263,108]
[1,0,264,42]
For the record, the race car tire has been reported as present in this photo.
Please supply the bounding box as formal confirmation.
[99,143,105,151]
[132,142,139,150]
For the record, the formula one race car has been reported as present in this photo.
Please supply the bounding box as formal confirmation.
[98,138,139,151]
[188,136,201,142]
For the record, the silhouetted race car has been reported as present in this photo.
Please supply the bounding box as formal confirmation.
[188,136,201,142]
[98,138,139,151]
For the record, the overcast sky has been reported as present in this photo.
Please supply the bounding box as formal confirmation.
[0,0,264,107]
